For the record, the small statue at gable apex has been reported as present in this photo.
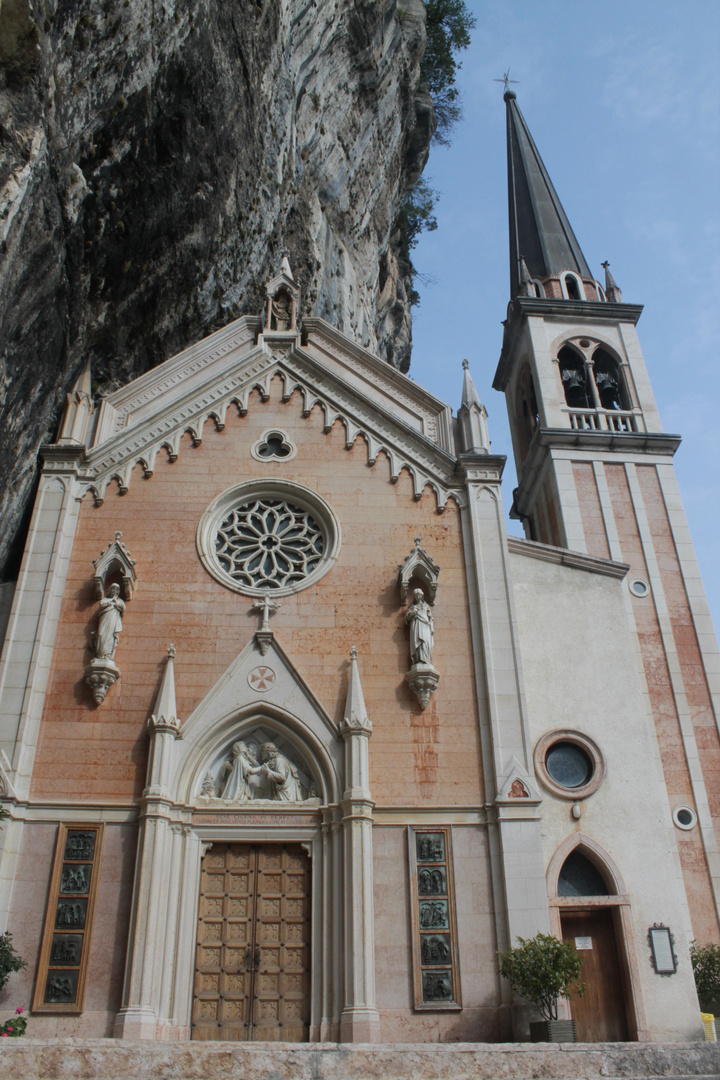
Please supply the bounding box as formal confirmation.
[264,256,300,333]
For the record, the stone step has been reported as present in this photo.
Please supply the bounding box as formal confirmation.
[1,1040,718,1080]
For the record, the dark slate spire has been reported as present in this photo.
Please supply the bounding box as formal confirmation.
[505,89,592,298]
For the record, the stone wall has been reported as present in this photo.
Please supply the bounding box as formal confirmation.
[0,1040,717,1079]
[31,380,483,805]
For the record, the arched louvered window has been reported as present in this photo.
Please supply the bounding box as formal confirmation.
[557,346,589,408]
[592,347,626,411]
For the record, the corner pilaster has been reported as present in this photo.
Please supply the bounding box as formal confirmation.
[459,456,550,1031]
[339,647,380,1042]
[114,649,183,1039]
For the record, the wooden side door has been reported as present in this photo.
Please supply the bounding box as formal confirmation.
[192,842,311,1041]
[561,908,629,1042]
[192,843,256,1040]
[253,844,311,1041]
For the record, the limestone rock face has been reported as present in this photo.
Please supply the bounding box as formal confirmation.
[0,0,433,574]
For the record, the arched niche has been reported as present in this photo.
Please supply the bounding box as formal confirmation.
[561,271,584,301]
[195,717,322,804]
[592,345,628,411]
[557,345,590,408]
[177,702,342,808]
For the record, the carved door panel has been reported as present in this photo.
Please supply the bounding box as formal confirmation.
[253,845,311,1041]
[192,844,255,1040]
[192,843,310,1041]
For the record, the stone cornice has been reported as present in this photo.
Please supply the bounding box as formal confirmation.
[531,427,681,455]
[46,336,466,511]
[102,316,262,429]
[303,318,454,450]
[455,453,507,484]
[507,536,630,580]
[512,426,681,523]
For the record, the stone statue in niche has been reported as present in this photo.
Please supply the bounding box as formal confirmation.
[403,586,440,709]
[405,588,434,665]
[271,290,291,330]
[93,583,125,660]
[85,583,124,705]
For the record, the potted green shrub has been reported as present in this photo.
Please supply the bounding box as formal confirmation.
[498,932,584,1042]
[690,941,720,1020]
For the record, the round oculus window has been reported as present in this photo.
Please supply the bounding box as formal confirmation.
[672,805,697,831]
[545,743,592,789]
[534,730,604,801]
[197,480,341,596]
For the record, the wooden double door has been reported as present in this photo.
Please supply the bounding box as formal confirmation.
[192,842,311,1041]
[561,908,629,1041]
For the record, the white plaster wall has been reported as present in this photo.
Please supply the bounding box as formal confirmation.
[509,551,702,1040]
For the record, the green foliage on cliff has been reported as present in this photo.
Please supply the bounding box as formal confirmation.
[397,179,438,306]
[421,0,476,144]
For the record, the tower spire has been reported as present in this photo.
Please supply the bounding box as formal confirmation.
[505,90,592,298]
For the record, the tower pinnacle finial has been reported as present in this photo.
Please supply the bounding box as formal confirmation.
[601,261,623,303]
[505,93,592,300]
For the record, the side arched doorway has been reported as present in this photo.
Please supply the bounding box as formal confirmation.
[548,836,647,1042]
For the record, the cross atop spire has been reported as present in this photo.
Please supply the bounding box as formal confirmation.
[505,93,592,299]
[494,70,519,98]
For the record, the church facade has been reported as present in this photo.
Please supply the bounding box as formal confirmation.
[0,92,717,1044]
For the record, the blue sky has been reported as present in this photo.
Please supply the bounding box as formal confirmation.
[410,0,720,636]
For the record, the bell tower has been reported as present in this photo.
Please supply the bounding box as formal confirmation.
[493,89,720,943]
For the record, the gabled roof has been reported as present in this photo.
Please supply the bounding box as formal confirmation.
[505,90,592,297]
[43,314,466,511]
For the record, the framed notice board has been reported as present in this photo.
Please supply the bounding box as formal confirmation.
[32,823,104,1014]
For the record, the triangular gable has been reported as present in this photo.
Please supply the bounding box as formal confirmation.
[56,315,463,509]
[174,633,343,805]
[496,755,541,803]
[182,633,338,742]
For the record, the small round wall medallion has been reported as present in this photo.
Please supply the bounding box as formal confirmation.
[629,578,650,598]
[672,805,696,831]
[248,666,276,692]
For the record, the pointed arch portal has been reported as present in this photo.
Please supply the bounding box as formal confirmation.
[547,833,648,1041]
[113,638,379,1043]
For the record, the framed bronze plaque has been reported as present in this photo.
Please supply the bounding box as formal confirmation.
[32,823,104,1014]
[408,826,461,1010]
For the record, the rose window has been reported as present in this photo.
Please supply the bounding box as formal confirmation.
[215,498,324,590]
[197,480,341,596]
